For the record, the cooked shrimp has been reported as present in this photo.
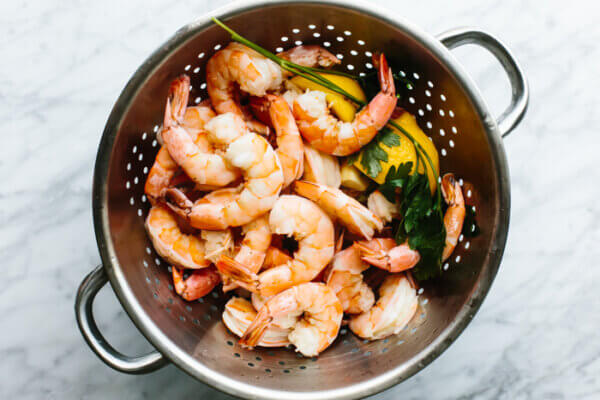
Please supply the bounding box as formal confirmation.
[292,54,397,156]
[367,190,399,224]
[325,245,375,314]
[165,113,284,229]
[293,180,382,240]
[302,143,341,188]
[144,205,210,269]
[349,274,418,340]
[145,98,217,203]
[248,94,304,187]
[207,43,338,134]
[216,195,335,297]
[239,282,343,356]
[222,297,290,347]
[172,266,220,301]
[355,238,420,273]
[441,173,465,261]
[223,215,272,292]
[161,75,240,188]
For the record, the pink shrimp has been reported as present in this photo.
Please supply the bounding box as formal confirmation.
[239,282,343,356]
[292,53,397,156]
[248,94,304,187]
[172,266,221,301]
[354,238,421,273]
[441,173,466,261]
[160,75,240,188]
[206,43,338,135]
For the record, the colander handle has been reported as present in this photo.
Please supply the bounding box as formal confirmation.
[437,28,529,138]
[75,265,167,374]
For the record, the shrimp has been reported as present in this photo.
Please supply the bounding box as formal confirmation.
[292,53,397,156]
[160,75,240,188]
[172,266,221,301]
[239,282,343,357]
[248,94,304,187]
[144,205,210,269]
[354,238,420,273]
[302,143,341,188]
[367,190,399,224]
[293,180,383,240]
[325,245,375,314]
[222,297,291,347]
[441,173,465,261]
[206,43,338,134]
[145,98,218,203]
[349,274,418,340]
[165,113,284,229]
[216,195,335,297]
[222,215,272,292]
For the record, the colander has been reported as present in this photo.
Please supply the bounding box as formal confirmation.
[75,0,528,399]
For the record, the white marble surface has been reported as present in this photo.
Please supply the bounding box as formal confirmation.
[2,0,600,398]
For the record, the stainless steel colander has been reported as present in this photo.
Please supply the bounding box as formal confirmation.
[75,1,528,398]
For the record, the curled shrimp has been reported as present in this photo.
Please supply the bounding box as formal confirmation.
[349,274,418,340]
[239,282,343,356]
[207,43,338,134]
[172,266,220,301]
[160,75,240,188]
[293,180,383,240]
[302,143,341,188]
[326,245,375,314]
[222,297,291,347]
[223,215,272,292]
[145,97,217,203]
[441,173,465,261]
[248,94,304,187]
[355,238,420,273]
[292,54,397,156]
[165,113,284,229]
[144,205,210,269]
[216,195,335,297]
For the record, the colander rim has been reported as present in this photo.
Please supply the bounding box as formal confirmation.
[91,0,510,399]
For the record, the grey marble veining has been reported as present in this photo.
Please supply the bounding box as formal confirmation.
[1,0,599,399]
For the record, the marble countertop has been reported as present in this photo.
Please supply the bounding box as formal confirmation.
[3,0,599,398]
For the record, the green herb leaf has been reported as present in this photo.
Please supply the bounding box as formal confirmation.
[355,130,402,179]
[378,168,446,281]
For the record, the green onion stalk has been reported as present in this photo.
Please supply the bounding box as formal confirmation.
[212,17,443,215]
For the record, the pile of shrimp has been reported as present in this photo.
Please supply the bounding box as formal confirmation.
[143,42,466,357]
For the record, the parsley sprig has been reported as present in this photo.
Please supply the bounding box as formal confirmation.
[379,165,446,280]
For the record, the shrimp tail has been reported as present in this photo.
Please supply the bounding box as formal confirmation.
[354,242,387,268]
[216,255,259,292]
[164,75,191,128]
[376,53,394,96]
[172,266,221,301]
[163,187,193,217]
[239,307,273,349]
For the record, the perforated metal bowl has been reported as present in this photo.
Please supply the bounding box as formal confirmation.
[75,1,528,399]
